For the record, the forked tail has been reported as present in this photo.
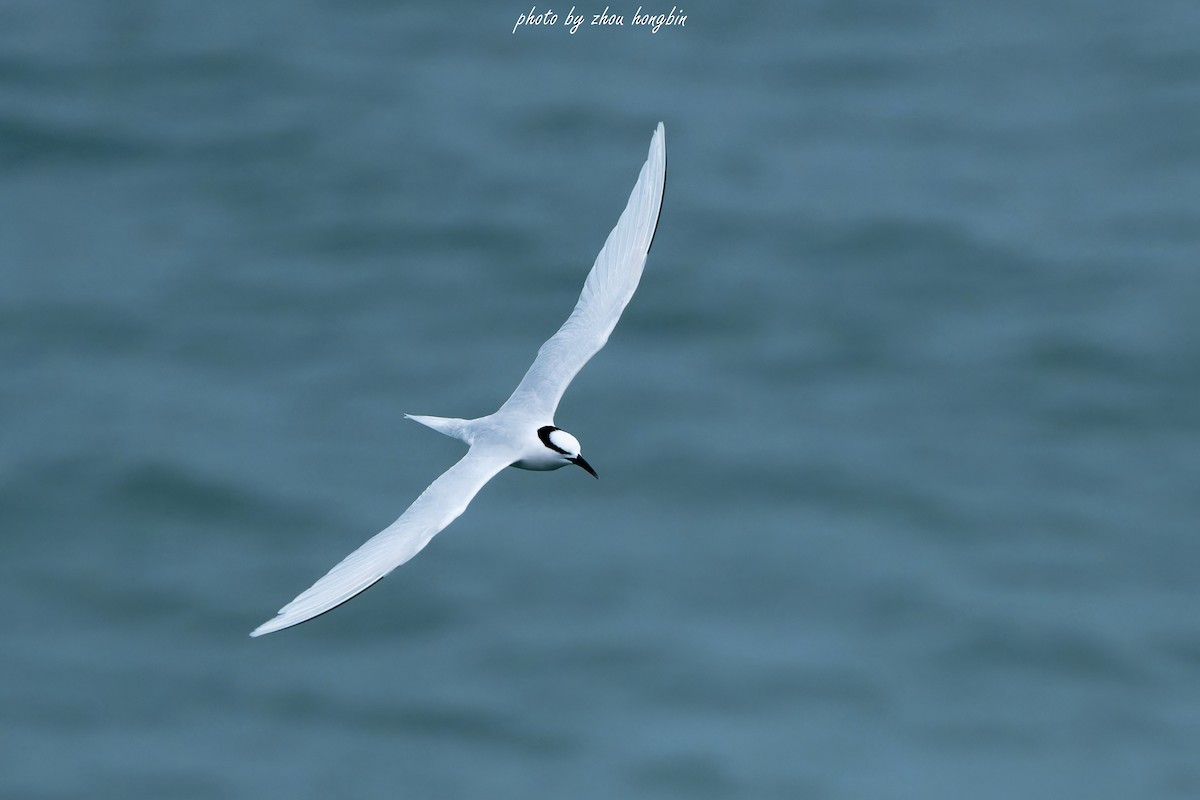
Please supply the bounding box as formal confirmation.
[405,414,473,444]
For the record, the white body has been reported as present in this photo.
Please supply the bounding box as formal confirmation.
[251,123,667,636]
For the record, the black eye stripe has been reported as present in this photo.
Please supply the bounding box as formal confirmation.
[537,425,569,455]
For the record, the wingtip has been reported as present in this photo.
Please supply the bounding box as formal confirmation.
[648,123,666,174]
[249,619,280,638]
[250,609,299,637]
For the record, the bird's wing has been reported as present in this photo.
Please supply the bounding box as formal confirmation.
[498,122,666,421]
[251,447,512,636]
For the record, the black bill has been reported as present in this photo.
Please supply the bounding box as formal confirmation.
[569,455,598,479]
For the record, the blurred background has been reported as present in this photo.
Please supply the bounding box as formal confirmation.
[2,1,1198,797]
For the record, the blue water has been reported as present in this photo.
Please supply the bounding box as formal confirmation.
[3,2,1199,797]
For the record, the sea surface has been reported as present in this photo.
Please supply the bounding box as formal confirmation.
[2,2,1198,798]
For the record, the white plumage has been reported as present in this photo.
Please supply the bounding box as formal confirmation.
[252,123,666,636]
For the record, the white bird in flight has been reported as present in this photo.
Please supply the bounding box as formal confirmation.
[252,122,666,636]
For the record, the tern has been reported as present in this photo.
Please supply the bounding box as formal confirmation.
[252,122,666,636]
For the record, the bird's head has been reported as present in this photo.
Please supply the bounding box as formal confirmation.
[538,426,598,478]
